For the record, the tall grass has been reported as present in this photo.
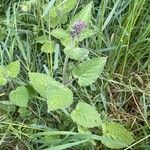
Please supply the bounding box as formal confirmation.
[0,0,150,149]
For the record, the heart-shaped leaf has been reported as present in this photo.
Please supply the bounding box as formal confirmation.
[71,102,102,128]
[72,57,107,86]
[6,60,20,78]
[101,122,135,149]
[64,47,89,61]
[46,85,73,111]
[9,86,29,108]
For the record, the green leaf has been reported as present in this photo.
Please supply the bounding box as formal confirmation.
[64,46,89,61]
[101,122,135,149]
[48,16,59,28]
[29,73,73,111]
[72,57,107,86]
[41,41,55,53]
[9,86,29,108]
[36,35,50,44]
[46,85,73,111]
[51,28,70,46]
[18,107,32,118]
[57,0,77,15]
[42,0,56,17]
[6,60,20,78]
[0,75,7,86]
[29,73,59,98]
[44,0,77,28]
[68,2,93,30]
[71,102,102,128]
[0,66,9,86]
[0,65,8,77]
[75,29,96,42]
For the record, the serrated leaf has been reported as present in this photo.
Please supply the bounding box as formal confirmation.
[41,41,55,53]
[9,86,29,108]
[49,17,59,28]
[71,102,102,128]
[6,60,20,78]
[51,28,71,46]
[57,0,77,15]
[44,0,77,28]
[46,85,73,111]
[0,66,8,86]
[29,73,73,111]
[29,73,59,98]
[68,2,93,30]
[101,135,128,149]
[0,65,7,75]
[36,35,50,44]
[44,11,67,28]
[0,74,7,86]
[64,47,89,61]
[75,29,96,42]
[72,57,107,86]
[101,122,135,149]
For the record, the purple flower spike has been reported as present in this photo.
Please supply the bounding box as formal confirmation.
[71,20,87,39]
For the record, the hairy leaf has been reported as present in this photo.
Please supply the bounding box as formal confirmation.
[0,74,7,86]
[0,66,8,86]
[51,28,70,46]
[46,85,73,111]
[101,122,135,149]
[29,73,73,111]
[44,0,77,28]
[9,86,29,108]
[71,102,102,128]
[68,2,93,30]
[36,35,50,44]
[29,73,59,98]
[41,41,55,53]
[75,29,96,42]
[64,47,89,61]
[72,57,107,86]
[6,60,20,78]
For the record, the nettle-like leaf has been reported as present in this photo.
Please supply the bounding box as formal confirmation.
[9,86,29,108]
[44,0,77,28]
[72,57,107,86]
[41,41,55,54]
[71,102,102,128]
[64,46,89,61]
[6,60,20,78]
[101,122,135,149]
[29,73,59,98]
[51,28,70,46]
[58,0,77,15]
[68,2,93,30]
[0,74,7,86]
[29,73,73,111]
[36,35,50,44]
[46,85,73,111]
[49,0,77,19]
[76,29,96,42]
[0,66,8,86]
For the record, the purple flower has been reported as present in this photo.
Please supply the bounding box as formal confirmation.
[71,20,87,38]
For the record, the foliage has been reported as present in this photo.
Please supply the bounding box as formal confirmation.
[9,86,29,108]
[72,57,107,86]
[0,0,149,149]
[71,102,102,128]
[101,122,135,149]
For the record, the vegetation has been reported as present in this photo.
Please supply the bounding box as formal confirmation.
[0,0,150,149]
